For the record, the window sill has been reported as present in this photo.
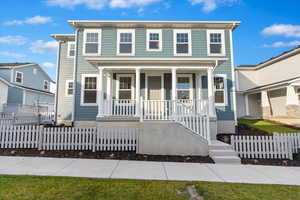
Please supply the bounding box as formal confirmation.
[146,49,162,52]
[117,53,135,56]
[83,53,101,56]
[80,103,98,107]
[208,53,226,57]
[174,54,192,56]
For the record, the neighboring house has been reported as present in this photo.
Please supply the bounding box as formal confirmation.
[236,46,300,119]
[52,20,240,141]
[0,63,55,112]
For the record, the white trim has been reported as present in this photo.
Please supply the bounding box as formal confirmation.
[22,90,26,105]
[83,28,102,56]
[173,29,192,56]
[207,29,226,56]
[176,74,193,100]
[67,41,76,58]
[229,29,237,125]
[117,29,135,56]
[44,80,49,90]
[33,68,37,75]
[214,74,227,107]
[15,71,23,84]
[80,74,99,106]
[65,80,74,97]
[245,94,249,116]
[146,29,162,52]
[116,74,135,100]
[145,72,164,101]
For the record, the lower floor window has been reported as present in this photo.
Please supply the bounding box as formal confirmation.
[117,75,134,100]
[82,75,97,105]
[177,76,192,100]
[214,75,226,105]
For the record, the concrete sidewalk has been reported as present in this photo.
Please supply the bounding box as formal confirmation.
[0,156,300,186]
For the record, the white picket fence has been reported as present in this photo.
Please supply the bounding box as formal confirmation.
[0,125,138,152]
[0,112,54,126]
[274,133,300,153]
[231,135,293,160]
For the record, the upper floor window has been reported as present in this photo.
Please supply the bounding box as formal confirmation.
[83,29,101,55]
[15,71,23,84]
[146,29,162,51]
[66,80,74,96]
[68,41,75,57]
[117,29,135,56]
[174,30,192,56]
[214,74,227,106]
[207,30,225,56]
[81,74,98,106]
[44,80,49,90]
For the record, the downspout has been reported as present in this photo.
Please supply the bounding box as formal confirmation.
[54,41,62,123]
[229,26,238,126]
[71,28,79,125]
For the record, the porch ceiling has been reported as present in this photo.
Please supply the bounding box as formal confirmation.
[85,57,227,70]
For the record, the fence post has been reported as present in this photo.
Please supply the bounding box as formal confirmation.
[140,97,143,122]
[12,113,16,125]
[38,126,43,150]
[92,128,96,152]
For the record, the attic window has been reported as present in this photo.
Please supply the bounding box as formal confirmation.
[15,71,23,84]
[44,80,49,90]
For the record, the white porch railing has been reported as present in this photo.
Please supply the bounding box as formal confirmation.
[102,99,136,117]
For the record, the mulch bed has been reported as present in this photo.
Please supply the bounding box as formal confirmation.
[242,157,300,167]
[0,149,214,163]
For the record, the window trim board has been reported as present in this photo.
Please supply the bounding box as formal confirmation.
[173,29,192,56]
[146,29,162,52]
[80,74,99,106]
[82,29,102,56]
[117,29,135,56]
[207,29,226,57]
[15,71,23,84]
[214,74,227,107]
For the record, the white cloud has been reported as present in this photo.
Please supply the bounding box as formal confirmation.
[4,16,52,25]
[263,40,300,48]
[189,0,238,12]
[47,0,106,9]
[262,24,300,38]
[0,51,26,59]
[109,0,160,8]
[42,62,56,69]
[0,36,27,45]
[30,40,58,54]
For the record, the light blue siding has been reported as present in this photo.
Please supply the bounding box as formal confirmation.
[7,87,23,104]
[0,69,12,82]
[25,90,54,105]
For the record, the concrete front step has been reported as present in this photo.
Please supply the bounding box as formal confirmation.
[209,140,241,164]
[211,156,241,165]
[209,149,238,157]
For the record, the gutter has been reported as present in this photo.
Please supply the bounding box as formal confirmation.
[71,29,79,124]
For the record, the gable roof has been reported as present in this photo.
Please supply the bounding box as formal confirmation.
[236,46,300,71]
[0,63,33,68]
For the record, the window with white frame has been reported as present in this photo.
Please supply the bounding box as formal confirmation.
[81,75,98,105]
[117,75,134,100]
[177,75,192,100]
[68,42,75,57]
[174,30,192,56]
[44,80,49,90]
[83,29,101,55]
[147,29,162,51]
[15,71,23,83]
[207,30,225,56]
[117,29,135,55]
[66,80,74,96]
[214,75,227,106]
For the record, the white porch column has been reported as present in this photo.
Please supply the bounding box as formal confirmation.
[207,68,216,117]
[172,68,177,101]
[261,90,271,118]
[135,68,141,116]
[245,94,250,116]
[286,85,298,105]
[106,71,112,115]
[97,67,104,118]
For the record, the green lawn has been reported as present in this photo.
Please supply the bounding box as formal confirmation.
[238,118,299,134]
[0,175,300,200]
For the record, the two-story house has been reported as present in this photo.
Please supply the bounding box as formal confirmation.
[0,62,55,112]
[52,20,240,144]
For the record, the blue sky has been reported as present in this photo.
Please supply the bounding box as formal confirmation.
[1,0,300,80]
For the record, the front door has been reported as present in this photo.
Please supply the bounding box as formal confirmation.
[147,76,162,100]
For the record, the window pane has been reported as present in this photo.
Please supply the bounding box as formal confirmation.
[68,82,74,89]
[120,33,132,42]
[177,91,190,100]
[149,41,159,49]
[119,91,131,99]
[210,44,222,54]
[119,77,131,89]
[177,77,190,89]
[215,91,224,103]
[86,33,98,43]
[210,33,221,43]
[150,33,159,41]
[177,33,188,43]
[85,43,98,54]
[176,44,189,54]
[214,77,224,89]
[120,44,132,53]
[68,89,73,95]
[84,91,97,103]
[69,50,75,56]
[85,77,97,89]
